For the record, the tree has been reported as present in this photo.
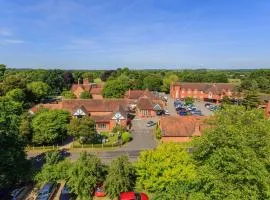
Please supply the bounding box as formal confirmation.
[63,71,74,90]
[241,79,259,91]
[192,106,270,199]
[184,97,194,105]
[6,88,25,102]
[0,97,31,188]
[143,75,163,91]
[35,159,71,185]
[45,150,64,165]
[80,91,92,99]
[102,79,128,98]
[242,90,260,109]
[100,70,116,82]
[0,64,6,81]
[67,153,105,200]
[67,116,96,144]
[82,72,94,83]
[32,110,70,145]
[19,113,32,143]
[43,70,65,95]
[162,74,179,93]
[27,81,50,101]
[136,143,196,194]
[61,91,76,99]
[104,155,135,199]
[1,74,26,94]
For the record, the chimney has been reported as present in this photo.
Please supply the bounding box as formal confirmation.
[83,78,89,85]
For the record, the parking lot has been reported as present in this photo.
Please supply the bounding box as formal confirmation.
[166,96,215,117]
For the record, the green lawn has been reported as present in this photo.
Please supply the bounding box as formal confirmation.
[72,132,120,149]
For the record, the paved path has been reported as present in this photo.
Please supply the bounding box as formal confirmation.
[166,95,178,116]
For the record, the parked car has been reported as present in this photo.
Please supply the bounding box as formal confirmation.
[205,103,211,108]
[146,121,156,127]
[119,192,149,200]
[11,186,27,200]
[156,110,164,116]
[94,183,106,197]
[178,111,188,116]
[60,184,74,200]
[164,110,170,115]
[36,182,58,200]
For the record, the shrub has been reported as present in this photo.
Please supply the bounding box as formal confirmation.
[155,126,162,140]
[121,132,132,143]
[112,125,126,134]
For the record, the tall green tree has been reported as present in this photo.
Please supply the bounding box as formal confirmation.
[0,64,6,81]
[82,72,94,83]
[67,116,96,144]
[162,74,179,93]
[6,88,25,102]
[27,81,50,101]
[0,97,31,188]
[143,75,163,91]
[136,143,196,194]
[67,153,105,200]
[242,90,260,109]
[32,110,70,145]
[192,106,270,199]
[104,155,135,198]
[19,113,32,143]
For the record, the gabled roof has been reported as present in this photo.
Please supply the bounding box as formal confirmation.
[159,116,207,137]
[171,82,236,95]
[124,89,160,100]
[137,97,154,110]
[73,105,88,116]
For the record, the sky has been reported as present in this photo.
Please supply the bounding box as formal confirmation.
[0,0,270,69]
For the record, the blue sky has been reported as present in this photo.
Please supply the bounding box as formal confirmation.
[0,0,270,69]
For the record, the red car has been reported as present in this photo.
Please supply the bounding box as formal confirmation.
[119,192,149,200]
[94,183,106,197]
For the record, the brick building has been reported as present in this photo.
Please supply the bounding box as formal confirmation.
[71,79,103,99]
[124,89,165,118]
[30,99,130,131]
[170,82,236,103]
[158,116,207,142]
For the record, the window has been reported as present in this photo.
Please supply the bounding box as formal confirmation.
[98,123,106,129]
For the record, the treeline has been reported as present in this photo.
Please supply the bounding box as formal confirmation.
[35,106,270,199]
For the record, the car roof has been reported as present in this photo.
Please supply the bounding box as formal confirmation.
[120,191,136,199]
[42,182,54,191]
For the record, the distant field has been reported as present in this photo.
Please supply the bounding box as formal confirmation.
[228,78,241,85]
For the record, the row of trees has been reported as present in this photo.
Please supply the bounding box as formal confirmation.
[35,105,270,199]
[36,153,134,200]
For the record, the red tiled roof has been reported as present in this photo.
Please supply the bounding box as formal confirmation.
[171,82,236,95]
[124,89,160,100]
[137,97,154,110]
[61,99,130,113]
[159,116,207,137]
[71,83,104,93]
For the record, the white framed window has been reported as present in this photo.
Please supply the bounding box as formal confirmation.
[98,123,106,129]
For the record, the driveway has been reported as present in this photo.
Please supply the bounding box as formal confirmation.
[166,95,178,116]
[193,101,214,116]
[119,117,157,151]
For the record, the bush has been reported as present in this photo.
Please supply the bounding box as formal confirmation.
[121,132,132,143]
[155,126,162,140]
[112,125,126,134]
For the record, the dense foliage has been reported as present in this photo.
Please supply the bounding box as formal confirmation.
[192,106,270,199]
[32,109,70,145]
[104,155,135,198]
[67,116,96,143]
[0,97,31,189]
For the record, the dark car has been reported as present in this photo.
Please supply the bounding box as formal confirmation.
[36,182,58,200]
[119,192,149,200]
[11,186,27,200]
[178,111,188,116]
[60,184,74,200]
[205,103,211,108]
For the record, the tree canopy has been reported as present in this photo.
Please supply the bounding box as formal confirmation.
[67,116,96,143]
[192,106,270,199]
[80,91,92,99]
[67,153,106,200]
[104,155,135,198]
[32,109,70,145]
[27,81,50,101]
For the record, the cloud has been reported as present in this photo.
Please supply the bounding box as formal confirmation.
[0,39,25,46]
[0,28,13,36]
